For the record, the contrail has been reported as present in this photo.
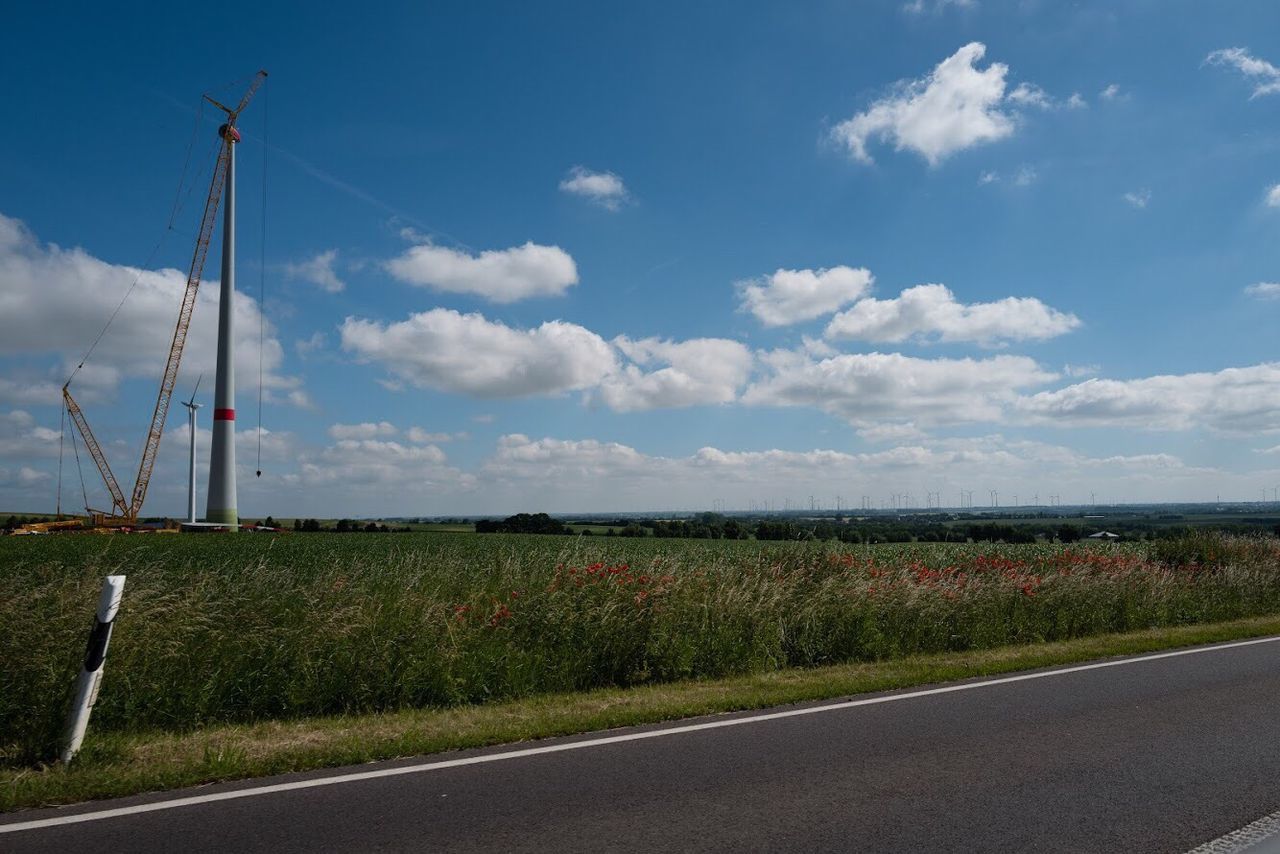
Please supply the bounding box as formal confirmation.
[149,86,471,251]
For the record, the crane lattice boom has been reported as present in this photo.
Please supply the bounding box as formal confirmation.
[64,70,266,522]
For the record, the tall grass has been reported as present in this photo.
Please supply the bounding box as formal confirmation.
[3,532,1280,767]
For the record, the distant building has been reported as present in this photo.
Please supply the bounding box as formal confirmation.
[1087,531,1121,540]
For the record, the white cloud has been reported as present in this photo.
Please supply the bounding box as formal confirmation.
[406,427,465,444]
[902,0,976,14]
[1099,84,1122,101]
[831,42,1017,166]
[737,266,874,326]
[328,421,398,440]
[1016,363,1280,433]
[385,241,578,303]
[479,432,1225,510]
[0,212,303,406]
[743,349,1056,431]
[1123,189,1151,209]
[485,434,657,481]
[824,283,1080,346]
[340,308,617,398]
[1266,184,1280,207]
[285,249,345,293]
[1013,165,1038,187]
[0,375,66,406]
[290,438,470,493]
[597,336,754,412]
[0,409,61,459]
[295,331,327,358]
[1255,445,1280,455]
[1063,363,1100,378]
[1206,47,1280,98]
[1066,92,1088,109]
[559,166,629,211]
[1245,283,1280,300]
[1008,83,1052,109]
[978,170,999,185]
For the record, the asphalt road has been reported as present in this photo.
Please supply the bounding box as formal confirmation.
[5,637,1280,853]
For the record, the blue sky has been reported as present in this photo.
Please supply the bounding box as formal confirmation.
[3,0,1280,517]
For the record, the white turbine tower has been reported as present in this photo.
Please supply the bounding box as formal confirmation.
[181,376,203,525]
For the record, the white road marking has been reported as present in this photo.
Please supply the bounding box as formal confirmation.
[1186,807,1280,853]
[4,634,1279,834]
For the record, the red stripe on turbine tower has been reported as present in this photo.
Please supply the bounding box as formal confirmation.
[214,408,236,421]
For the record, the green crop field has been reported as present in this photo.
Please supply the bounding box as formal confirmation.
[4,531,1280,772]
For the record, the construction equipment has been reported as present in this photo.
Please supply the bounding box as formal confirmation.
[9,518,88,535]
[62,71,266,525]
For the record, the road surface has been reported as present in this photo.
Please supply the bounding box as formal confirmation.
[4,637,1280,852]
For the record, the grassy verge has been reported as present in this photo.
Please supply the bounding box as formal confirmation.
[5,612,1280,813]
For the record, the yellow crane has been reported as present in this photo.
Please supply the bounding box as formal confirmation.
[62,72,266,526]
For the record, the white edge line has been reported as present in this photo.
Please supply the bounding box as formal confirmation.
[4,634,1279,835]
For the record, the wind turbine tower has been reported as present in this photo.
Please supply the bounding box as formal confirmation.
[181,378,203,524]
[206,121,241,526]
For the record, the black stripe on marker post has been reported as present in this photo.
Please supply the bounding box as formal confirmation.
[83,618,114,672]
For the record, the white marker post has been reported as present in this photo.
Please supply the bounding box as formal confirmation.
[60,574,126,764]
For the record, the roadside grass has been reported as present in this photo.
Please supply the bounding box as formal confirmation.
[5,613,1280,813]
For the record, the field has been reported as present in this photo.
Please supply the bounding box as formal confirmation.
[4,531,1280,773]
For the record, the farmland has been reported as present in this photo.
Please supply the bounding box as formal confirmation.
[4,531,1280,773]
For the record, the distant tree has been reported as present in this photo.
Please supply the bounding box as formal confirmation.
[474,513,569,535]
[293,518,302,532]
[302,518,322,533]
[364,521,379,532]
[336,519,353,533]
[263,516,277,529]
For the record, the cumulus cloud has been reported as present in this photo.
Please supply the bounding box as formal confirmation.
[1245,283,1280,300]
[479,432,1220,510]
[0,409,61,459]
[1266,184,1280,207]
[902,0,975,14]
[1099,84,1122,101]
[1206,47,1280,98]
[559,166,629,211]
[743,349,1056,431]
[1016,363,1280,433]
[831,42,1018,166]
[385,241,578,303]
[328,421,398,440]
[485,434,657,481]
[340,308,617,398]
[1007,83,1052,109]
[737,266,874,326]
[406,427,465,444]
[285,249,345,293]
[1066,93,1088,109]
[0,212,302,405]
[290,438,472,493]
[824,283,1080,346]
[1123,189,1151,209]
[597,336,754,412]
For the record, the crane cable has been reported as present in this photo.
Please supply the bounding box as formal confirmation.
[65,99,209,387]
[256,76,268,478]
[69,413,90,515]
